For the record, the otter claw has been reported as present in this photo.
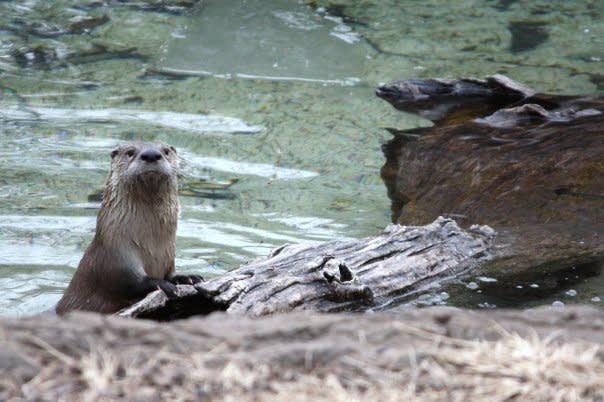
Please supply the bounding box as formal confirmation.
[189,275,204,284]
[157,280,179,298]
[169,274,204,285]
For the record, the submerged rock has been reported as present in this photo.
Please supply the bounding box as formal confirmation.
[0,0,198,72]
[117,0,200,14]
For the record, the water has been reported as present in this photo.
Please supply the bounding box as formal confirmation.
[160,0,364,84]
[0,0,602,315]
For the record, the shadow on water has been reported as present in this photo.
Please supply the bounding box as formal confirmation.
[508,21,549,53]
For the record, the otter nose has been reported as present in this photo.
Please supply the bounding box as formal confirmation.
[140,149,163,163]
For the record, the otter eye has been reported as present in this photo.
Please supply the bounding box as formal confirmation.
[163,147,171,156]
[126,149,135,158]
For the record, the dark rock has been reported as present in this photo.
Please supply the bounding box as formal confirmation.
[69,15,110,34]
[375,74,535,124]
[377,74,604,286]
[118,0,201,14]
[12,45,57,69]
[492,0,519,11]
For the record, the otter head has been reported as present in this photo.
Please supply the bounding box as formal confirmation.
[95,141,180,254]
[107,141,179,200]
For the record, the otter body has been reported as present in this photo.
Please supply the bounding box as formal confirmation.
[57,142,201,315]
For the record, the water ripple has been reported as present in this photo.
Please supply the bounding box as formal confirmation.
[0,104,263,134]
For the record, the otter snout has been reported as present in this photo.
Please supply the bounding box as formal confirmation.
[108,142,180,190]
[140,149,163,163]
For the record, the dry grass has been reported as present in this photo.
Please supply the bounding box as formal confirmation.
[412,331,604,402]
[4,328,604,402]
[265,330,604,402]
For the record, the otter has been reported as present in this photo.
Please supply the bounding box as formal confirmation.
[56,141,202,315]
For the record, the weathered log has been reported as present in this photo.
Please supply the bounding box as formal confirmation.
[4,306,604,401]
[377,74,604,287]
[118,217,495,319]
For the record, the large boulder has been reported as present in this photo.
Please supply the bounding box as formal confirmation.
[377,75,604,286]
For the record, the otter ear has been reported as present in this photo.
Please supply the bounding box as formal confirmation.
[170,145,177,154]
[110,148,119,159]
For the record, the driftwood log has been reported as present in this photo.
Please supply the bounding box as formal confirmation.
[4,306,604,401]
[119,217,495,319]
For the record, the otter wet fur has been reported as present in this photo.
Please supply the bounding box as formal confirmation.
[56,142,203,315]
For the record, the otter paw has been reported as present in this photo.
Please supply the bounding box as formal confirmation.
[141,277,179,298]
[169,274,205,285]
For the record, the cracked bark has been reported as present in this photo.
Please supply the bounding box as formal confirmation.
[117,217,495,319]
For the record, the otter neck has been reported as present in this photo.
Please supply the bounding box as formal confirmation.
[96,182,179,278]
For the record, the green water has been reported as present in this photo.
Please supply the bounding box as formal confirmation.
[1,0,602,315]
